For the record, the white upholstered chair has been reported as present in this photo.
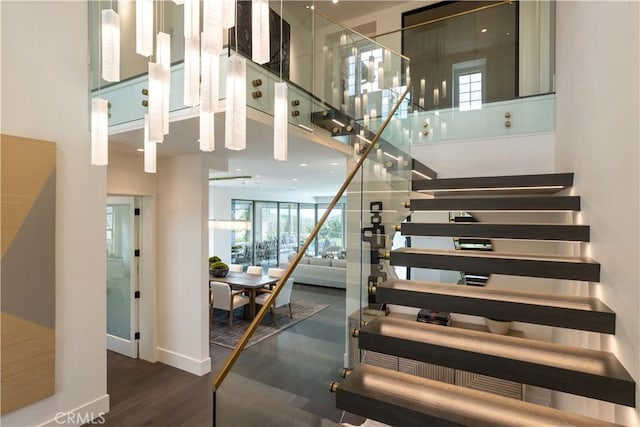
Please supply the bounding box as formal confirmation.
[267,267,285,278]
[210,281,250,326]
[228,264,244,273]
[255,278,294,324]
[246,265,263,275]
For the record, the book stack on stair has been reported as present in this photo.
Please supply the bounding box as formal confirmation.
[416,309,451,326]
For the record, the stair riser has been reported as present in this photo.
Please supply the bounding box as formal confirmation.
[376,287,616,334]
[336,390,461,427]
[359,332,635,406]
[401,223,590,242]
[390,252,600,282]
[409,197,581,212]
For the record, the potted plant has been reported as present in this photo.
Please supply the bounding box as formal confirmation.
[209,257,229,277]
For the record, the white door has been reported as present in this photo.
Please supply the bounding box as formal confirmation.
[106,196,139,358]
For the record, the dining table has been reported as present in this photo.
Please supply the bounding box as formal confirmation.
[210,272,279,319]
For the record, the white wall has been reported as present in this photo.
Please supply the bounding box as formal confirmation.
[1,1,109,426]
[156,155,211,375]
[554,1,640,424]
[411,132,555,178]
[107,151,157,196]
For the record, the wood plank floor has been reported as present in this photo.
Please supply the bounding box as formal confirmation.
[103,285,347,427]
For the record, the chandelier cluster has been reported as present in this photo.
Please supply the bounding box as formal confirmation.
[91,0,289,172]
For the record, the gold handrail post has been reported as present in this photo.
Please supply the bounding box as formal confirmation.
[212,83,413,391]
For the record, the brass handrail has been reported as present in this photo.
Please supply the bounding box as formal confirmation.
[373,1,511,39]
[212,83,413,391]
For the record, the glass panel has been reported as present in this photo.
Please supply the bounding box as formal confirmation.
[106,203,132,340]
[318,203,345,257]
[231,200,253,267]
[298,203,318,257]
[254,201,278,270]
[373,0,556,113]
[278,202,298,264]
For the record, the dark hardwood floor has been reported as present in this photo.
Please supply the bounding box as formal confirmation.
[103,285,347,427]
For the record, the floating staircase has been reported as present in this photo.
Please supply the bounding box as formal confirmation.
[335,172,635,425]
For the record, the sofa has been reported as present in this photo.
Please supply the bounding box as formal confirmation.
[280,256,347,289]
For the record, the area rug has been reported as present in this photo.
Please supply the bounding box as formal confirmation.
[210,299,329,349]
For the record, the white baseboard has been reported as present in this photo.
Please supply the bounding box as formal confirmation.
[157,347,211,376]
[39,394,110,426]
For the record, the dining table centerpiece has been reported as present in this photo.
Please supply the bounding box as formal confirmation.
[209,256,229,277]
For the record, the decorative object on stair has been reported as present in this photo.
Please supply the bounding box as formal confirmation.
[210,300,328,349]
[416,309,451,326]
[484,318,511,334]
[361,201,387,313]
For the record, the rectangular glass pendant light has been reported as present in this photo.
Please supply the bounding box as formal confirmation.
[252,0,270,64]
[203,0,223,54]
[148,62,164,143]
[156,32,171,135]
[184,34,200,106]
[201,38,220,113]
[136,0,153,57]
[222,0,235,29]
[225,54,246,151]
[91,98,109,165]
[273,82,288,161]
[143,115,157,173]
[184,0,200,38]
[199,108,215,152]
[101,9,120,82]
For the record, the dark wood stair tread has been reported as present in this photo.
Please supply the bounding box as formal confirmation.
[409,196,581,211]
[401,222,590,242]
[358,317,635,406]
[336,364,622,427]
[377,279,615,334]
[412,173,574,195]
[390,247,600,282]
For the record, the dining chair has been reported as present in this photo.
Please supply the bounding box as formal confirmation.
[210,281,250,326]
[255,277,294,325]
[228,264,243,273]
[246,265,263,275]
[267,267,285,278]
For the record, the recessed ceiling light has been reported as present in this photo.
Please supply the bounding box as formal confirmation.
[330,162,339,166]
[329,170,335,173]
[332,0,339,4]
[300,163,308,167]
[136,148,145,152]
[292,178,299,181]
[256,174,261,178]
[235,168,242,172]
[481,28,487,33]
